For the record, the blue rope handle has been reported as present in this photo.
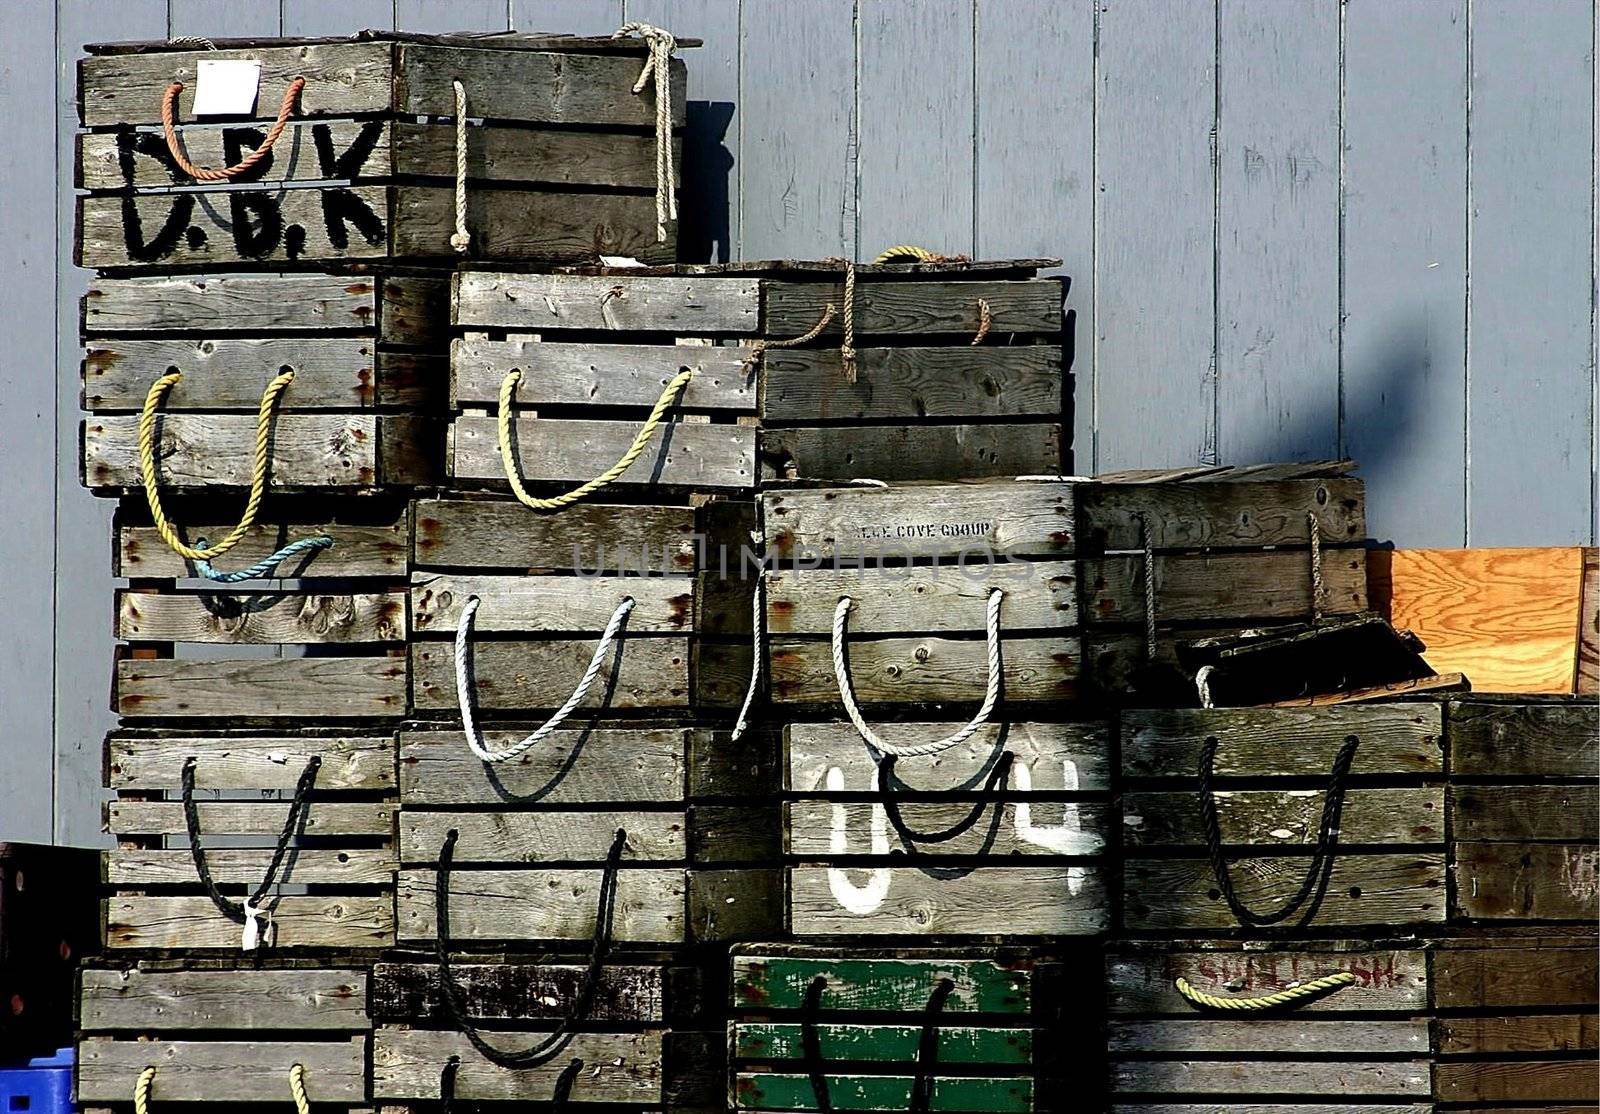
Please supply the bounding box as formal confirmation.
[191,535,333,582]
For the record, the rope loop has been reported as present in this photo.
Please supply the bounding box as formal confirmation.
[449,80,471,253]
[456,594,635,763]
[1200,732,1359,927]
[613,22,678,241]
[832,588,1004,757]
[740,304,837,376]
[1175,971,1356,1011]
[730,577,765,742]
[191,533,334,582]
[878,750,1015,846]
[139,370,295,561]
[497,366,695,510]
[161,76,305,181]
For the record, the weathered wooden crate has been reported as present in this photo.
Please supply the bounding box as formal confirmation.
[1430,930,1599,1109]
[1120,704,1447,932]
[1077,462,1369,700]
[101,729,395,953]
[110,498,409,722]
[1106,939,1434,1112]
[782,722,1110,938]
[82,271,446,495]
[393,723,780,948]
[370,959,717,1111]
[76,961,369,1111]
[76,33,689,270]
[730,945,1082,1112]
[1446,697,1598,924]
[409,496,756,717]
[757,480,1080,712]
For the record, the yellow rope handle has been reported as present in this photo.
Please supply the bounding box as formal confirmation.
[138,370,295,561]
[497,366,695,510]
[134,1066,156,1114]
[289,1063,310,1114]
[1174,971,1356,1011]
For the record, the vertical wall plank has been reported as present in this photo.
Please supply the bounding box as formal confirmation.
[1216,0,1339,463]
[857,0,974,258]
[975,0,1093,471]
[737,0,855,259]
[627,0,739,261]
[283,0,394,36]
[512,0,622,35]
[1466,0,1595,545]
[394,0,510,32]
[1343,0,1468,546]
[168,0,280,36]
[0,0,59,842]
[1094,0,1217,472]
[56,0,169,846]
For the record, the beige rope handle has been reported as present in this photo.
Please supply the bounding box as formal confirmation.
[288,1063,311,1114]
[740,304,837,375]
[134,1067,156,1114]
[161,76,305,181]
[139,370,295,561]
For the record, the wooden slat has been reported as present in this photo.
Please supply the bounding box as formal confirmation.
[762,481,1075,560]
[760,423,1062,485]
[397,727,687,805]
[119,520,407,579]
[1432,942,1598,1009]
[451,414,753,492]
[734,1021,1031,1064]
[414,497,702,572]
[391,184,672,264]
[79,967,368,1031]
[1108,1018,1429,1054]
[787,801,1109,858]
[452,273,759,331]
[763,279,1062,335]
[1108,1059,1431,1098]
[370,961,663,1023]
[735,1073,1030,1112]
[374,1028,663,1102]
[787,721,1113,792]
[116,589,406,644]
[115,656,406,719]
[1106,948,1429,1014]
[1433,1059,1600,1104]
[107,800,392,837]
[767,563,1076,634]
[390,121,672,187]
[411,573,692,634]
[1371,547,1585,693]
[1083,549,1367,624]
[395,867,686,943]
[1122,705,1444,777]
[78,120,395,189]
[104,895,393,950]
[731,954,1032,1013]
[1122,787,1445,847]
[105,848,393,886]
[106,733,395,790]
[1078,479,1366,551]
[77,1037,366,1102]
[1437,1013,1599,1054]
[760,346,1063,421]
[1452,842,1600,921]
[452,339,755,411]
[1450,785,1599,841]
[1122,854,1448,930]
[395,44,685,124]
[411,637,689,711]
[1448,701,1599,775]
[400,810,687,864]
[769,636,1079,705]
[787,865,1106,936]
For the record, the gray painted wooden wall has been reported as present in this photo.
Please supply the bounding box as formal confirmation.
[1,0,1595,843]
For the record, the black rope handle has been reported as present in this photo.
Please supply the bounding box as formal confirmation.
[1200,733,1360,927]
[435,826,627,1068]
[877,751,1015,846]
[181,754,320,924]
[801,973,954,1114]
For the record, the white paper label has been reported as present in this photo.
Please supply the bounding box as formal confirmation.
[191,59,262,116]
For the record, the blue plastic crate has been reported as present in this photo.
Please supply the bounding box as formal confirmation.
[0,1048,72,1114]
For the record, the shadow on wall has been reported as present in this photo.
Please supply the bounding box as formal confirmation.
[678,101,734,264]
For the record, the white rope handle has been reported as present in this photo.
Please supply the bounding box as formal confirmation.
[832,588,1005,757]
[454,594,635,763]
[449,80,470,253]
[730,577,764,742]
[613,21,678,242]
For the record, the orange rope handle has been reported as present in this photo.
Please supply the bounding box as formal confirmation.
[161,76,305,181]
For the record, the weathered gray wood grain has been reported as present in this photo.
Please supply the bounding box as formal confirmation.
[1122,705,1444,776]
[766,562,1077,634]
[392,121,673,186]
[114,656,406,719]
[453,338,755,411]
[397,44,685,125]
[452,414,753,492]
[391,184,672,264]
[764,280,1060,336]
[107,800,392,837]
[1436,1012,1598,1055]
[373,1028,663,1102]
[1109,1059,1431,1098]
[79,967,369,1031]
[77,1037,367,1101]
[412,637,689,710]
[786,721,1112,793]
[1109,1018,1429,1055]
[1082,549,1366,624]
[1450,785,1599,842]
[78,122,396,190]
[1078,479,1366,551]
[371,959,661,1022]
[787,801,1109,858]
[398,727,688,805]
[1105,947,1429,1013]
[1434,1059,1600,1104]
[1123,787,1445,847]
[1452,842,1600,921]
[118,519,407,579]
[763,481,1075,560]
[769,636,1080,705]
[395,867,688,942]
[414,497,704,572]
[760,346,1063,422]
[104,895,393,950]
[106,848,394,886]
[106,732,395,790]
[117,589,406,644]
[1448,701,1599,776]
[787,865,1107,936]
[453,272,759,330]
[411,573,693,634]
[400,810,687,864]
[1431,940,1598,1008]
[760,423,1062,483]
